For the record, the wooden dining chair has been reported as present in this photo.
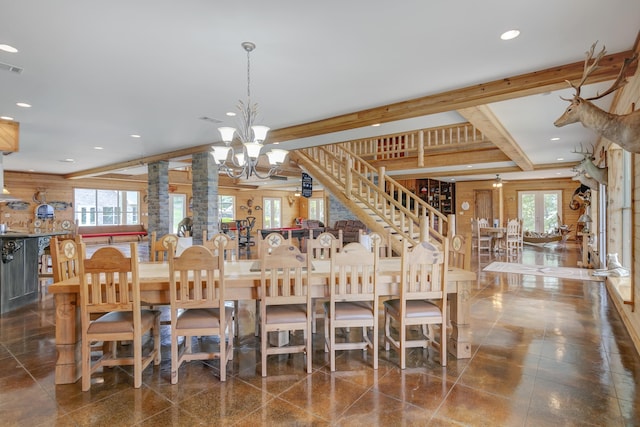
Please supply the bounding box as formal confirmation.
[150,231,179,262]
[258,231,293,258]
[203,231,240,336]
[306,231,341,333]
[448,234,471,271]
[324,241,379,372]
[78,242,161,391]
[471,218,492,255]
[168,244,234,383]
[260,244,313,376]
[49,236,80,283]
[505,218,521,256]
[383,239,449,369]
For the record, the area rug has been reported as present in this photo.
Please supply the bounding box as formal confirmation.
[483,262,604,282]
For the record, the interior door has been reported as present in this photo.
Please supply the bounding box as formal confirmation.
[474,190,493,222]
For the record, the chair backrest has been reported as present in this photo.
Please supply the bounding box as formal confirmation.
[78,242,141,318]
[260,244,311,306]
[169,244,223,310]
[329,241,378,303]
[50,236,81,282]
[477,218,490,228]
[449,234,471,270]
[203,230,238,261]
[258,232,293,257]
[359,229,393,258]
[307,231,340,260]
[506,219,520,237]
[150,232,179,262]
[400,239,448,303]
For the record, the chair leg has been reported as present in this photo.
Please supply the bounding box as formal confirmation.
[133,338,142,389]
[384,311,391,351]
[81,338,92,391]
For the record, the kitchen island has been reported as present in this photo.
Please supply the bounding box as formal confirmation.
[0,230,68,314]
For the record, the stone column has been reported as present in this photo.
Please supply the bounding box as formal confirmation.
[191,152,219,244]
[147,161,170,240]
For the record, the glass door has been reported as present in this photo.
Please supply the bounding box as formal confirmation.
[169,194,187,234]
[518,190,562,233]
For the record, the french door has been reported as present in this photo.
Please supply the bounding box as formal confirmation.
[518,190,562,233]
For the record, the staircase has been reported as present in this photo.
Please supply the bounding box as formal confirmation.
[290,143,451,254]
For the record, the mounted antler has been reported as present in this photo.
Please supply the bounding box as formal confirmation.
[562,42,606,100]
[554,42,640,153]
[571,143,594,159]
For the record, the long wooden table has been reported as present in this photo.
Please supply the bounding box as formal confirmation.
[49,258,476,384]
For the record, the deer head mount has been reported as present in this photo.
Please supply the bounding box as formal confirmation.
[554,42,640,153]
[572,144,608,186]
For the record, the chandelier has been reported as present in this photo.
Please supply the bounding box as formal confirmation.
[211,42,289,179]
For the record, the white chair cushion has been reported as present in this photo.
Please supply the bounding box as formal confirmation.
[265,304,307,324]
[324,301,374,321]
[384,299,441,319]
[176,306,234,330]
[87,309,159,334]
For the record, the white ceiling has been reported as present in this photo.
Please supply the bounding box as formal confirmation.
[0,1,639,185]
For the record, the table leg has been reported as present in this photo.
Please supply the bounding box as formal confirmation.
[54,293,81,384]
[448,280,471,358]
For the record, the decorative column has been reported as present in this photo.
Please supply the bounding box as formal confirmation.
[191,152,219,244]
[147,161,170,241]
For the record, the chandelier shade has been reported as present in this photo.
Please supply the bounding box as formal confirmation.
[212,42,288,179]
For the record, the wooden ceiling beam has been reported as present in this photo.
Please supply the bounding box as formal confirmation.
[457,105,534,171]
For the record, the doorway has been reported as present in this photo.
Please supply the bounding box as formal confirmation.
[474,190,493,222]
[518,190,562,233]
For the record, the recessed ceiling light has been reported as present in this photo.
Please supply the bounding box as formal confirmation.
[94,146,104,150]
[0,116,13,121]
[371,123,381,127]
[130,134,141,138]
[467,165,473,168]
[500,29,520,41]
[557,157,564,161]
[0,44,18,53]
[60,158,75,163]
[273,142,280,145]
[550,137,560,141]
[226,112,236,117]
[16,102,31,108]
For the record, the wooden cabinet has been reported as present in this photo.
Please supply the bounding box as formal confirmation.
[416,178,455,215]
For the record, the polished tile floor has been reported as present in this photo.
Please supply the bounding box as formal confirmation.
[2,242,640,426]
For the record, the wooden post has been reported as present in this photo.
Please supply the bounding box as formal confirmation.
[378,166,385,191]
[345,156,352,198]
[418,131,424,167]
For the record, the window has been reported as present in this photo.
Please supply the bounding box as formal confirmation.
[262,197,282,229]
[74,188,140,226]
[169,194,186,234]
[308,197,325,223]
[218,195,235,222]
[518,190,562,233]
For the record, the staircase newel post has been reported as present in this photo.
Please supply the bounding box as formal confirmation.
[420,211,428,242]
[448,214,456,237]
[345,155,353,198]
[378,166,385,191]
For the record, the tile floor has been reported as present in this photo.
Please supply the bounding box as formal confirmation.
[1,243,640,426]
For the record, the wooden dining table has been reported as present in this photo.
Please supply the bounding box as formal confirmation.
[480,226,506,252]
[49,258,476,384]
